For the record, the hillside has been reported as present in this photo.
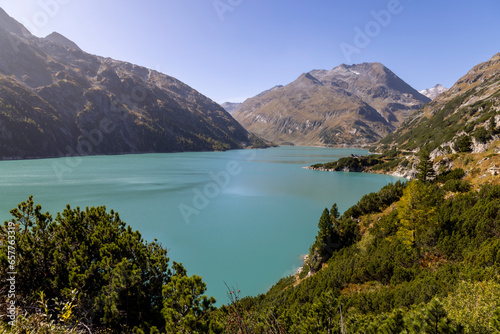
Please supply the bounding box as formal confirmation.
[305,53,500,181]
[378,52,500,156]
[236,176,500,333]
[0,8,261,160]
[233,63,430,146]
[231,53,500,333]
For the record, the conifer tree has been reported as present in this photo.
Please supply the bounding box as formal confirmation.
[330,203,340,221]
[416,148,435,182]
[317,208,333,245]
[423,298,453,334]
[455,135,472,153]
[162,262,216,333]
[380,309,405,334]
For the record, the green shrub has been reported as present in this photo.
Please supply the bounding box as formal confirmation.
[443,179,471,193]
[436,168,466,183]
[454,135,472,153]
[474,127,491,143]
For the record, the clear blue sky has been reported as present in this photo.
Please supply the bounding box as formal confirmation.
[1,0,499,103]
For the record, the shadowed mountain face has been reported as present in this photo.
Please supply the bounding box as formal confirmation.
[379,52,500,154]
[0,8,257,160]
[233,63,430,146]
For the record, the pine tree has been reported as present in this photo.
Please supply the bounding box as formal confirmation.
[424,298,452,334]
[162,262,216,333]
[317,208,333,244]
[416,148,435,182]
[330,203,340,221]
[380,309,405,334]
[455,135,473,153]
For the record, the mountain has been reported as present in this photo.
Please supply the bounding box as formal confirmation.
[233,63,430,146]
[379,52,500,155]
[419,84,448,100]
[220,102,242,115]
[0,8,260,160]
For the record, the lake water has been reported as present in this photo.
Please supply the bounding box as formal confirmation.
[0,146,401,304]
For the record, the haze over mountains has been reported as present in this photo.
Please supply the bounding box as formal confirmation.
[0,8,261,160]
[220,102,242,115]
[233,63,430,146]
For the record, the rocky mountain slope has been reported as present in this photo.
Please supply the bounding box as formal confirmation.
[419,84,448,100]
[378,52,500,156]
[233,63,430,146]
[0,8,259,160]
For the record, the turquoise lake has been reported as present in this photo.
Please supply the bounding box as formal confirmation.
[0,146,401,304]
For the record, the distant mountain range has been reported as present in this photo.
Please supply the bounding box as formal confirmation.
[220,102,242,115]
[233,63,430,146]
[0,8,262,160]
[419,84,448,100]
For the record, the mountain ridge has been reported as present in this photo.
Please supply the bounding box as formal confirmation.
[233,62,430,146]
[0,7,262,160]
[419,84,448,100]
[378,52,500,157]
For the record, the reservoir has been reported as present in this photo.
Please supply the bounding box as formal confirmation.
[0,146,401,304]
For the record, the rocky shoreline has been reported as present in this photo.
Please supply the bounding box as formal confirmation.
[303,164,415,180]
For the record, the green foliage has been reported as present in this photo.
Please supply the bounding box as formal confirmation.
[493,307,500,331]
[317,208,334,249]
[297,290,341,333]
[0,197,214,333]
[298,263,310,280]
[371,158,403,172]
[489,115,498,134]
[474,126,492,143]
[308,207,342,272]
[422,298,455,333]
[443,179,471,193]
[238,180,500,333]
[379,86,498,152]
[379,309,406,334]
[454,135,473,153]
[0,312,83,333]
[311,153,407,174]
[312,155,381,171]
[443,280,500,333]
[435,168,465,183]
[343,181,406,219]
[416,148,435,182]
[162,262,216,333]
[330,203,340,220]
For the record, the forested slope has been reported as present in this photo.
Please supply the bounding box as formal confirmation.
[228,174,500,333]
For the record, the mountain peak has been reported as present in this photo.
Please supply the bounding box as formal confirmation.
[45,32,81,51]
[291,72,324,88]
[418,84,448,100]
[233,62,429,146]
